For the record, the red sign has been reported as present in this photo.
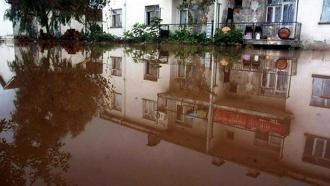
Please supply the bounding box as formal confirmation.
[213,109,289,136]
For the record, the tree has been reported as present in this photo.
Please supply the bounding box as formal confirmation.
[178,0,214,24]
[4,0,107,35]
[0,46,112,185]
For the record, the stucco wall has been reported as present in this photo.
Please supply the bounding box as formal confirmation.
[103,0,175,37]
[297,0,330,48]
[102,47,171,130]
[0,2,13,37]
[284,51,330,179]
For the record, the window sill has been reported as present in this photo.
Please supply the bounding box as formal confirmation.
[318,22,330,25]
[110,27,123,29]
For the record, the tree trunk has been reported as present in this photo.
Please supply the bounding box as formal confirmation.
[45,22,50,35]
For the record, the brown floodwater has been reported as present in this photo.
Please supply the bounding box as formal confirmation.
[1,41,330,186]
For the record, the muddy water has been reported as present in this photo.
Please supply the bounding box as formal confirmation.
[0,42,330,186]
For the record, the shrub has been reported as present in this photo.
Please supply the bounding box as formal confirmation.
[213,27,243,45]
[124,17,162,42]
[61,29,81,41]
[88,23,102,34]
[168,27,210,45]
[88,32,116,42]
[79,24,116,42]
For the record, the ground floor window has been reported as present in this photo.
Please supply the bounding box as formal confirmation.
[255,131,282,150]
[144,62,159,81]
[176,104,194,126]
[180,9,189,24]
[111,57,122,77]
[321,0,330,23]
[177,63,186,78]
[303,135,330,168]
[145,5,160,25]
[143,99,157,121]
[112,92,122,111]
[111,9,122,28]
[310,75,330,108]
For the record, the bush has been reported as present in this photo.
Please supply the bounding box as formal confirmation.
[168,28,210,45]
[88,32,116,42]
[88,23,102,34]
[124,17,162,42]
[213,27,243,45]
[61,29,81,41]
[79,24,117,42]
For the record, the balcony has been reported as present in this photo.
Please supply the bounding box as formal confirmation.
[219,22,302,47]
[160,21,302,47]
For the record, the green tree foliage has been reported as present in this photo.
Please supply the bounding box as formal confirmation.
[0,46,112,185]
[4,0,107,35]
[213,28,244,45]
[168,27,210,45]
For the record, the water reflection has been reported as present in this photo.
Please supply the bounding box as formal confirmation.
[1,42,330,185]
[0,45,112,185]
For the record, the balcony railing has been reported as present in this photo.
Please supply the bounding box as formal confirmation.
[160,21,302,46]
[160,23,214,38]
[218,22,302,46]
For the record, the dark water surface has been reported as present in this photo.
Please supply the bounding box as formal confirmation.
[0,42,330,186]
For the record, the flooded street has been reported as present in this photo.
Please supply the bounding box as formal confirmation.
[1,42,330,186]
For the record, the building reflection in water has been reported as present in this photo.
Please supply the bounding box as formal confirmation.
[1,43,330,185]
[103,45,330,185]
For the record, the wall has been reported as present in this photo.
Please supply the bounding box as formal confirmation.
[102,47,172,130]
[283,50,330,179]
[297,0,330,48]
[0,1,13,37]
[103,0,175,37]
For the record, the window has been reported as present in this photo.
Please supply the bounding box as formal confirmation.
[111,57,122,77]
[112,9,122,28]
[255,131,283,150]
[180,9,189,24]
[321,0,330,23]
[176,104,194,126]
[144,62,159,81]
[266,0,296,23]
[112,92,122,111]
[310,75,330,108]
[143,99,157,121]
[234,0,243,8]
[145,5,160,25]
[261,70,289,97]
[178,63,186,78]
[303,135,330,168]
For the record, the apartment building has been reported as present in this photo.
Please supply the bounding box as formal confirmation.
[103,0,330,47]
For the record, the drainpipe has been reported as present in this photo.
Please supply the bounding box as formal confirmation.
[213,0,218,37]
[124,0,127,33]
[295,0,299,22]
[206,54,215,152]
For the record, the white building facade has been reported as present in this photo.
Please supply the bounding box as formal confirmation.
[103,0,330,48]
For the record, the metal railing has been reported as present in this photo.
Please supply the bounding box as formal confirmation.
[218,22,302,41]
[160,22,302,41]
[160,22,214,37]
